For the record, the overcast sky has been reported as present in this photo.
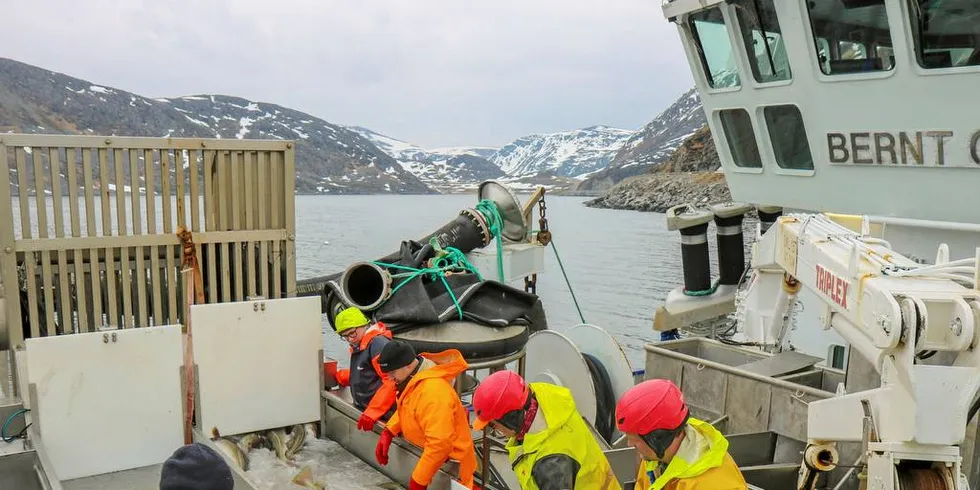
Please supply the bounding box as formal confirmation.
[3,0,694,148]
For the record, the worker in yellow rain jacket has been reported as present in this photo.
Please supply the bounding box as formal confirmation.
[372,339,477,489]
[616,379,746,490]
[470,370,620,490]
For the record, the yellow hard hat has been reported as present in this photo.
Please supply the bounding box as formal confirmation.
[335,306,370,334]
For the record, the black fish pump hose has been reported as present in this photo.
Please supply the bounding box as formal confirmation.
[583,353,617,445]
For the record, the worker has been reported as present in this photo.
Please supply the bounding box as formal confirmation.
[373,339,477,489]
[470,370,621,490]
[615,379,747,490]
[159,442,234,490]
[332,306,397,431]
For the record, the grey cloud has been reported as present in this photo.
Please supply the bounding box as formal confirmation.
[2,0,694,147]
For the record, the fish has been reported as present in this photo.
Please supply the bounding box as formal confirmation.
[304,421,319,440]
[267,427,289,461]
[285,424,307,459]
[291,465,325,490]
[238,432,267,453]
[213,437,249,471]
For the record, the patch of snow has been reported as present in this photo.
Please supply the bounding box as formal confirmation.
[237,117,254,139]
[184,115,211,128]
[246,102,260,112]
[290,127,309,139]
[89,85,111,94]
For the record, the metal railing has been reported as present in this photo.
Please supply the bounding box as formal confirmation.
[0,134,297,349]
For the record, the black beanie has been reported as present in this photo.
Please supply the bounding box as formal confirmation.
[159,443,234,490]
[378,339,417,372]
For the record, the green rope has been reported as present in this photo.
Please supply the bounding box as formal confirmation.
[683,279,720,297]
[371,243,482,320]
[475,199,506,282]
[549,238,586,324]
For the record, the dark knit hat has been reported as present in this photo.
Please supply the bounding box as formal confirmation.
[159,443,234,490]
[378,339,417,372]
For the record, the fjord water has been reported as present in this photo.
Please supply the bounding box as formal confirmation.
[9,193,699,371]
[297,194,687,369]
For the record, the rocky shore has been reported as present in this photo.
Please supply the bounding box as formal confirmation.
[583,125,734,213]
[583,171,730,212]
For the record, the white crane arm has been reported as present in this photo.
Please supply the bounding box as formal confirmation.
[737,213,980,489]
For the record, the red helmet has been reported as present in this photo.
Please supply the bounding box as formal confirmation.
[616,379,688,435]
[471,370,530,431]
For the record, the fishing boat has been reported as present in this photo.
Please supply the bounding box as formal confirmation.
[4,1,980,490]
[0,132,640,490]
[646,1,980,489]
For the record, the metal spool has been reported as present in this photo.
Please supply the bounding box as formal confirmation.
[524,326,634,431]
[564,324,635,404]
[525,330,597,424]
[477,180,527,243]
[896,464,955,490]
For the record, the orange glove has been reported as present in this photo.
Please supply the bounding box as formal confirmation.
[335,369,350,387]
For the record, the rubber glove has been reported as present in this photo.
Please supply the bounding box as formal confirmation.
[375,429,394,465]
[408,478,427,490]
[357,413,376,431]
[335,369,350,387]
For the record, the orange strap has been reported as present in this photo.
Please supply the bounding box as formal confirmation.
[178,226,204,444]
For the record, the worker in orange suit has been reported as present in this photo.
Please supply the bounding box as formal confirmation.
[373,339,477,489]
[332,306,397,431]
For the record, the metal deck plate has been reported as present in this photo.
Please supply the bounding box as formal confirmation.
[192,297,322,437]
[736,351,823,378]
[24,325,184,481]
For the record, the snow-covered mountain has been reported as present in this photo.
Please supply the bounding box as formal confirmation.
[489,126,635,180]
[348,127,503,192]
[0,57,434,195]
[576,88,706,193]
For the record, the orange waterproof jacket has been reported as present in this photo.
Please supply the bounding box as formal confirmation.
[335,323,397,421]
[386,349,477,487]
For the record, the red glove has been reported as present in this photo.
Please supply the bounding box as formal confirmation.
[375,429,394,465]
[409,478,427,490]
[357,413,376,431]
[335,369,350,387]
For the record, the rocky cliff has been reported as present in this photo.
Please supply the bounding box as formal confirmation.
[584,125,733,212]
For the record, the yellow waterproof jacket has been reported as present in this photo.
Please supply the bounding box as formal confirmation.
[635,418,746,490]
[505,383,621,490]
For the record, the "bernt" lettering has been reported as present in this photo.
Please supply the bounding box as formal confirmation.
[827,130,952,166]
[815,264,848,309]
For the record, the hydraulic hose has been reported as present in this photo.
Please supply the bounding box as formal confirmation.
[583,353,617,445]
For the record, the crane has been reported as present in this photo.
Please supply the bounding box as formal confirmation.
[733,212,980,489]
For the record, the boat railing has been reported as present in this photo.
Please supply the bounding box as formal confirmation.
[0,134,298,353]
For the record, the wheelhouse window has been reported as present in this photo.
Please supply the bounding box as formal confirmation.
[718,109,762,168]
[805,0,896,75]
[908,1,980,69]
[763,105,814,171]
[732,0,792,83]
[688,7,741,88]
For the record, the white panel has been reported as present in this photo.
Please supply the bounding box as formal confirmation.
[25,325,184,481]
[192,297,321,437]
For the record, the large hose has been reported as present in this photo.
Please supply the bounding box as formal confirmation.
[583,352,617,445]
[297,208,492,317]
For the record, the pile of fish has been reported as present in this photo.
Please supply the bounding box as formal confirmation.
[212,423,317,471]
